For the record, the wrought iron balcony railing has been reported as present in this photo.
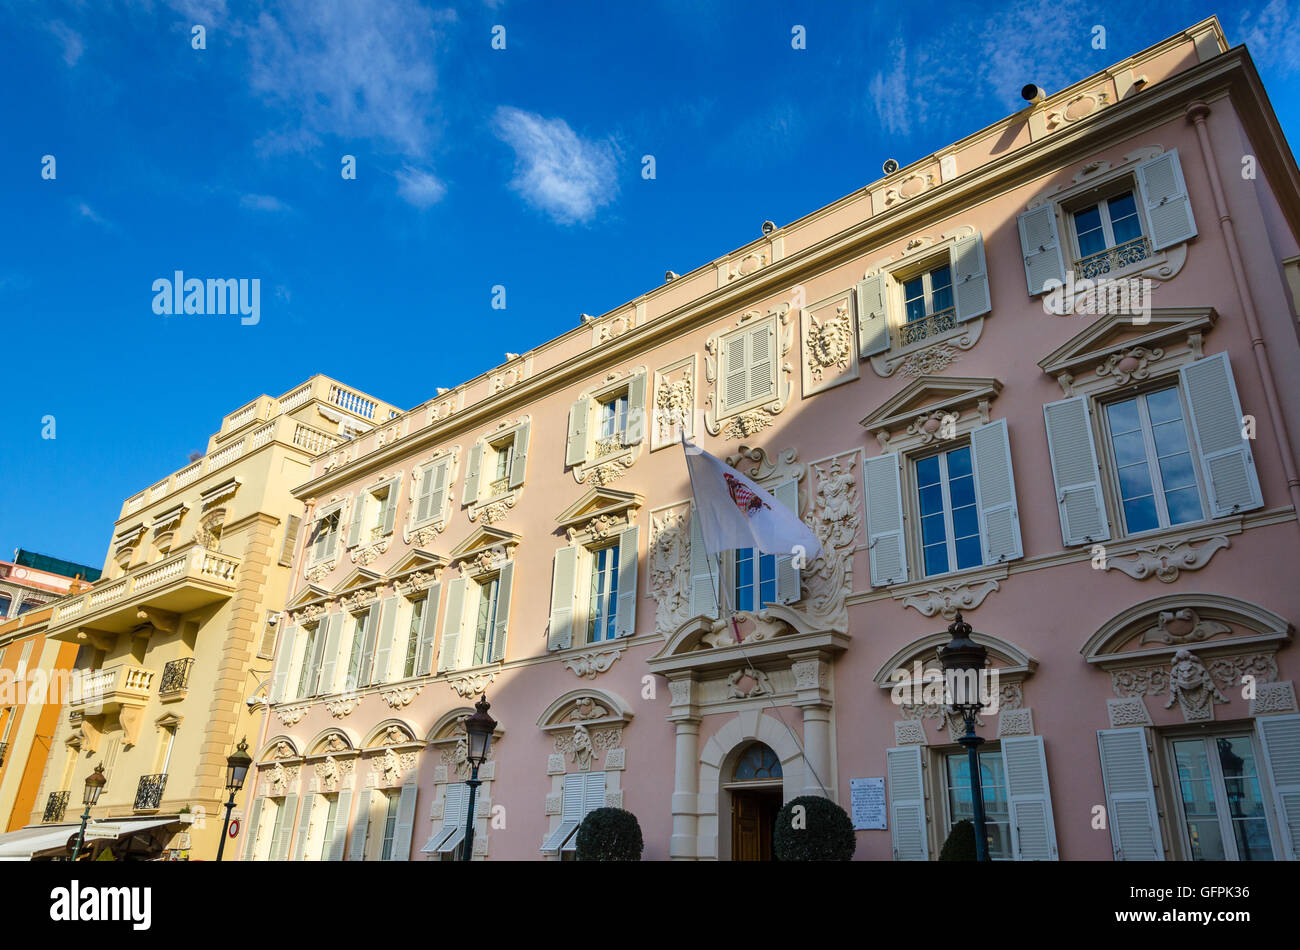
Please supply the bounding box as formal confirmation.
[159,658,194,695]
[43,790,69,823]
[1074,235,1153,280]
[593,435,629,459]
[488,476,510,497]
[899,307,957,347]
[134,773,167,811]
[0,741,7,767]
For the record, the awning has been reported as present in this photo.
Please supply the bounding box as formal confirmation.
[81,818,178,842]
[0,824,79,861]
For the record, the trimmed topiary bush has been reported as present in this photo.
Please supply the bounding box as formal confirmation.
[772,795,856,861]
[939,819,978,861]
[575,807,644,861]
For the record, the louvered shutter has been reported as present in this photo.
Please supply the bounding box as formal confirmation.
[390,784,419,861]
[1257,714,1300,861]
[1180,353,1262,516]
[291,792,316,861]
[625,373,647,445]
[688,509,718,618]
[322,513,338,562]
[302,624,326,699]
[1017,204,1066,295]
[970,419,1023,563]
[1001,736,1058,860]
[567,397,590,466]
[614,525,639,637]
[349,789,372,862]
[438,578,467,673]
[951,233,991,322]
[864,453,908,587]
[491,562,514,662]
[1042,396,1111,545]
[416,583,441,676]
[462,442,482,505]
[372,596,399,685]
[772,479,802,603]
[316,613,343,697]
[748,322,775,402]
[278,515,302,566]
[543,774,586,852]
[887,746,928,860]
[1135,149,1197,251]
[242,797,264,861]
[548,545,579,651]
[380,481,399,535]
[1097,729,1164,861]
[269,624,295,703]
[509,423,529,488]
[722,332,748,413]
[357,602,380,685]
[415,462,435,523]
[584,771,608,815]
[856,275,890,357]
[272,794,299,861]
[328,789,353,861]
[347,493,365,547]
[429,459,449,524]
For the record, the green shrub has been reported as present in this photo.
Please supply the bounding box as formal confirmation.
[575,807,644,861]
[939,819,978,861]
[772,795,856,861]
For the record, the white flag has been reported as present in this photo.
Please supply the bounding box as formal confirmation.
[682,437,823,561]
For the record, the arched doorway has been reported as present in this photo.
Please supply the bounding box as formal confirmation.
[726,743,783,861]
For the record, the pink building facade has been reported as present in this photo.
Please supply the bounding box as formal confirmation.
[243,19,1300,862]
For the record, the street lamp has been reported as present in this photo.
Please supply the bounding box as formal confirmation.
[460,694,497,861]
[938,611,991,862]
[215,737,253,861]
[71,763,107,861]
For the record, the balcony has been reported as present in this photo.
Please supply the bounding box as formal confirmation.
[68,663,156,716]
[48,545,239,642]
[134,774,167,812]
[899,307,957,347]
[158,658,194,697]
[43,791,69,823]
[1074,235,1153,280]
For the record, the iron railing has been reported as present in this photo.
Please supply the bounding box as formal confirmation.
[159,658,194,695]
[134,773,167,811]
[1075,235,1152,279]
[0,741,7,767]
[899,307,957,346]
[488,476,510,497]
[593,436,628,458]
[43,790,69,823]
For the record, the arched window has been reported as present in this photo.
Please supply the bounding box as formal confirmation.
[732,742,781,782]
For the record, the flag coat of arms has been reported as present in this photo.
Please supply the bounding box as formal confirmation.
[682,438,824,562]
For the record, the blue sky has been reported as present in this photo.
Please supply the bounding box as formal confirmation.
[1,0,1296,568]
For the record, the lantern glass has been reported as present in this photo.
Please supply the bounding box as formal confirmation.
[226,737,253,792]
[83,764,107,807]
[463,695,498,768]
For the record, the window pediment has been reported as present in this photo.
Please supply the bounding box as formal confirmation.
[537,689,634,731]
[450,525,520,578]
[334,567,382,594]
[872,629,1038,689]
[860,375,1002,451]
[305,728,357,758]
[556,487,642,544]
[286,584,332,615]
[387,550,446,592]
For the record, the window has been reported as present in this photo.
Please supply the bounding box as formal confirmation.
[943,749,1012,860]
[463,423,530,508]
[587,545,620,643]
[318,794,340,860]
[368,485,392,541]
[732,547,776,613]
[548,527,638,650]
[310,511,340,565]
[1071,190,1144,262]
[403,599,423,679]
[733,743,781,781]
[1169,734,1273,861]
[440,563,513,671]
[422,782,470,860]
[541,771,607,856]
[379,792,400,861]
[413,459,450,527]
[348,481,399,547]
[899,264,955,346]
[295,624,320,698]
[598,393,629,444]
[916,446,982,577]
[719,317,777,415]
[343,609,377,692]
[489,438,515,497]
[566,375,647,469]
[0,596,9,618]
[266,797,293,861]
[472,577,501,667]
[1102,387,1203,534]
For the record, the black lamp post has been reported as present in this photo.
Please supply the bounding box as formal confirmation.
[460,695,497,861]
[938,611,991,862]
[71,763,107,861]
[216,737,252,861]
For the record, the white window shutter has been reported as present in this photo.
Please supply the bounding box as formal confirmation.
[347,493,365,547]
[1256,713,1300,861]
[722,332,748,413]
[584,771,608,815]
[614,524,639,637]
[438,578,467,673]
[688,509,718,618]
[625,373,647,445]
[1001,735,1058,860]
[1180,352,1263,516]
[328,789,353,861]
[509,422,530,489]
[566,397,590,466]
[349,789,372,862]
[322,514,338,562]
[1016,204,1066,296]
[1135,149,1197,251]
[886,746,928,860]
[748,322,775,403]
[358,602,380,684]
[428,459,448,524]
[415,463,435,524]
[269,624,295,704]
[548,545,579,651]
[416,583,441,675]
[287,795,309,862]
[273,793,299,861]
[950,232,991,322]
[970,419,1023,563]
[772,478,802,604]
[372,596,399,685]
[278,514,302,567]
[390,785,419,862]
[242,797,264,861]
[1042,396,1111,546]
[856,275,890,357]
[1096,728,1164,861]
[461,442,483,506]
[381,480,399,535]
[316,614,343,697]
[491,562,514,662]
[864,453,908,587]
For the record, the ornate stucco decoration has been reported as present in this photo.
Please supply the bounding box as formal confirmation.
[882,169,937,207]
[897,344,961,378]
[894,565,1008,619]
[553,723,624,771]
[315,755,350,793]
[325,696,361,719]
[350,536,390,567]
[1166,649,1229,721]
[441,734,471,781]
[466,417,530,525]
[650,355,696,451]
[373,747,403,787]
[196,510,226,550]
[726,667,773,699]
[591,307,637,347]
[801,291,858,396]
[538,689,632,774]
[276,705,308,726]
[1111,653,1276,705]
[703,305,794,439]
[1250,681,1299,717]
[792,451,861,633]
[1043,86,1111,130]
[1096,346,1165,385]
[448,670,497,699]
[860,375,1002,454]
[556,487,642,546]
[1138,608,1232,645]
[380,685,422,708]
[1107,697,1153,728]
[449,526,520,582]
[560,647,624,679]
[1105,535,1230,583]
[266,762,290,796]
[648,502,691,634]
[489,354,532,394]
[427,387,464,424]
[338,586,381,613]
[271,740,298,759]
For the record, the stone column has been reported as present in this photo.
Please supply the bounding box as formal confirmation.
[790,651,835,800]
[667,675,700,860]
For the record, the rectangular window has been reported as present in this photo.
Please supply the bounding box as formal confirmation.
[473,578,501,666]
[404,599,423,679]
[344,613,369,691]
[311,513,339,564]
[732,548,776,613]
[587,545,620,643]
[295,625,319,698]
[720,318,776,414]
[902,265,954,324]
[489,438,515,497]
[268,798,289,858]
[369,485,390,540]
[598,394,629,441]
[916,446,982,577]
[318,795,339,860]
[380,793,400,861]
[1170,734,1273,861]
[1072,191,1144,259]
[944,750,1012,860]
[1103,386,1204,534]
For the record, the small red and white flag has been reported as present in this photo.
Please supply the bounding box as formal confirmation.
[682,436,823,562]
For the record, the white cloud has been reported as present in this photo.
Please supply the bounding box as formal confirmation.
[76,202,111,228]
[492,107,619,225]
[869,38,914,137]
[47,20,84,67]
[395,165,447,208]
[1240,0,1300,74]
[240,193,291,212]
